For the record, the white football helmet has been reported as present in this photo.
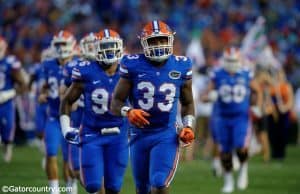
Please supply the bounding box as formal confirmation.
[140,20,175,62]
[222,47,242,73]
[95,29,123,65]
[51,30,76,59]
[80,32,97,60]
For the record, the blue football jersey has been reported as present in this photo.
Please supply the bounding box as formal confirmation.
[63,56,81,87]
[30,63,46,96]
[63,57,85,107]
[42,59,65,118]
[72,60,124,130]
[211,67,253,115]
[120,54,192,131]
[0,55,21,92]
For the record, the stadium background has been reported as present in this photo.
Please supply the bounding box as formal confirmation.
[0,0,300,193]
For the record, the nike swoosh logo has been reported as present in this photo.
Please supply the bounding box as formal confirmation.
[85,134,94,137]
[138,74,146,78]
[93,80,101,84]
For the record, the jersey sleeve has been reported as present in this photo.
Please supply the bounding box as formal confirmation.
[208,67,219,83]
[40,61,49,82]
[119,55,135,80]
[242,67,254,81]
[63,66,72,87]
[182,57,193,80]
[7,55,21,71]
[71,66,84,82]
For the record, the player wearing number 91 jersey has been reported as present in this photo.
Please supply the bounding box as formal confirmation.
[111,20,195,194]
[207,47,262,193]
[60,29,128,194]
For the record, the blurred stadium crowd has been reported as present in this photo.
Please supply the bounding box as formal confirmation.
[0,0,300,161]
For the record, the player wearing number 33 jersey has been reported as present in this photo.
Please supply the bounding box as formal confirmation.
[111,20,195,194]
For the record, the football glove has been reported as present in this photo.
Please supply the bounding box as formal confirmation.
[179,127,195,146]
[127,109,150,128]
[65,129,80,145]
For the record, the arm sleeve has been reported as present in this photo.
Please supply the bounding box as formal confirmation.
[7,56,21,71]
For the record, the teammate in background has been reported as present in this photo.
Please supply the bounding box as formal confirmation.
[39,31,76,194]
[205,47,262,193]
[29,47,55,161]
[60,29,128,194]
[111,20,195,194]
[0,36,27,163]
[60,32,98,194]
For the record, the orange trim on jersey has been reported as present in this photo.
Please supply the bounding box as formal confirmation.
[164,146,180,186]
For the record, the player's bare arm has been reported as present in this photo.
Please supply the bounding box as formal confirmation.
[111,77,132,116]
[11,68,27,93]
[180,79,195,117]
[179,79,196,145]
[60,81,83,116]
[111,77,150,128]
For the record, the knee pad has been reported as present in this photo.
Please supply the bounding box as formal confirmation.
[236,149,248,163]
[85,182,101,193]
[151,172,167,188]
[221,152,232,171]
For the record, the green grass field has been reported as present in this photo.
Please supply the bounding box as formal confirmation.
[0,145,299,194]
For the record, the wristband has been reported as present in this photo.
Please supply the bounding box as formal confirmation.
[182,115,196,130]
[121,106,132,117]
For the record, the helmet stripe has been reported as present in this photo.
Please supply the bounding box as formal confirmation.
[104,29,110,38]
[152,20,160,32]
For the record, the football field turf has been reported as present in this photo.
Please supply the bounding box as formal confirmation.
[0,145,299,194]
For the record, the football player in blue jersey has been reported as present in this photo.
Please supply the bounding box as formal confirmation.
[60,32,98,194]
[39,31,77,194]
[60,29,128,194]
[111,20,195,194]
[0,36,27,163]
[206,47,262,193]
[29,47,55,168]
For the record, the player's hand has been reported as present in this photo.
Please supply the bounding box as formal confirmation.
[179,127,195,146]
[65,128,80,145]
[127,109,150,128]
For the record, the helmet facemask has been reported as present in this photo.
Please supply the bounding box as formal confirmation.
[95,38,123,65]
[223,57,242,73]
[141,34,173,62]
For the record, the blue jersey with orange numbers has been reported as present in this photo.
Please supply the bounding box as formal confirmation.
[71,60,124,130]
[42,59,65,118]
[0,55,21,92]
[210,67,253,115]
[119,54,192,131]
